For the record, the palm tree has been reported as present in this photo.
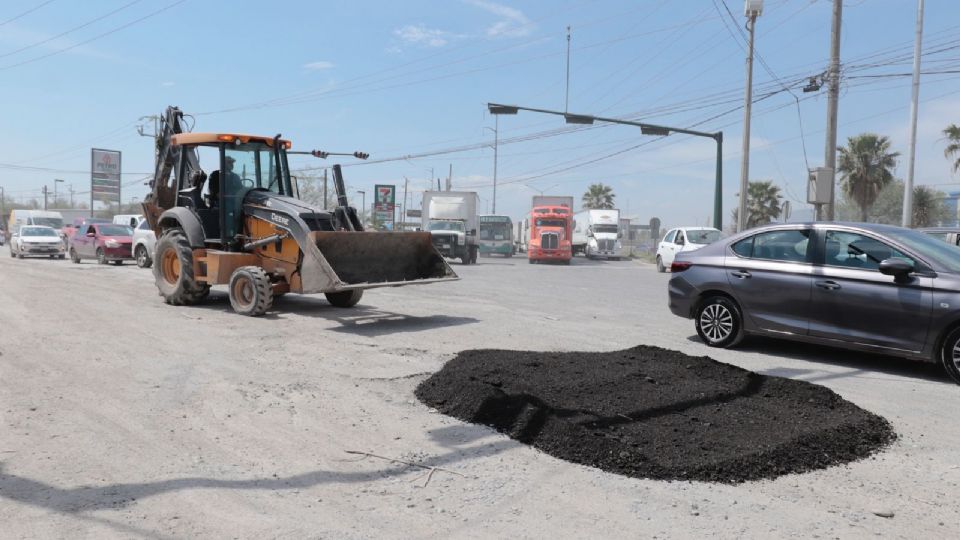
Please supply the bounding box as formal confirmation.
[732,180,782,230]
[836,133,900,222]
[945,124,960,173]
[912,185,947,227]
[581,183,615,209]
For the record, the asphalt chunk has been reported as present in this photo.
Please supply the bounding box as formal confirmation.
[415,345,896,484]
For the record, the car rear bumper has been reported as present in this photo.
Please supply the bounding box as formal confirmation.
[668,274,698,319]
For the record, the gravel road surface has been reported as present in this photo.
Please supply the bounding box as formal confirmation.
[1,254,957,538]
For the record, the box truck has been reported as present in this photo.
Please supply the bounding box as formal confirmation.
[421,191,480,264]
[573,209,623,259]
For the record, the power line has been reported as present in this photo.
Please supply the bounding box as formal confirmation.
[0,0,56,27]
[0,0,143,59]
[0,0,187,71]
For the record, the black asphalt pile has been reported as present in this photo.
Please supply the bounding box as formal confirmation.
[415,345,895,483]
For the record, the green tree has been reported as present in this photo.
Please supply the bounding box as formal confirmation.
[836,133,900,222]
[945,124,960,173]
[838,180,950,226]
[581,183,615,209]
[731,180,782,230]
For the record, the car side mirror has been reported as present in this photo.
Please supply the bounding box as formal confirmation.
[879,258,913,280]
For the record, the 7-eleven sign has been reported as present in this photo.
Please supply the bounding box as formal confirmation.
[375,184,395,208]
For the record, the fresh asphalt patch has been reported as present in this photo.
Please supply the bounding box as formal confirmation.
[416,345,896,484]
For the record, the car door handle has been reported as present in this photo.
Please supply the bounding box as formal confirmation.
[731,270,751,279]
[815,280,841,290]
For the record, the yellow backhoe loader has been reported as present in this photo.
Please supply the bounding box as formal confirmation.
[142,106,457,316]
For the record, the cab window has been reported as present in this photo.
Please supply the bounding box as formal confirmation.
[731,229,810,263]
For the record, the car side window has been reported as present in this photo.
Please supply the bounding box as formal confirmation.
[664,230,676,243]
[824,231,913,271]
[676,231,685,245]
[733,229,811,263]
[86,225,97,235]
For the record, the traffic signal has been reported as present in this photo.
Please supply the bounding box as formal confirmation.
[353,151,369,160]
[310,150,329,159]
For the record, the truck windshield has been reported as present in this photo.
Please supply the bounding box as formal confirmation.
[592,224,618,234]
[536,219,566,228]
[32,217,63,229]
[429,221,465,232]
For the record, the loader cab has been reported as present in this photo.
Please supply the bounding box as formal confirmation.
[171,133,294,250]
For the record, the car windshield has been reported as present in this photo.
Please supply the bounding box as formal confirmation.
[592,224,618,234]
[686,229,723,244]
[33,217,63,228]
[21,227,56,237]
[99,225,132,236]
[885,228,960,272]
[429,221,464,232]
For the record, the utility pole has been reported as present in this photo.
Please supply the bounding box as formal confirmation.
[69,185,75,207]
[492,116,499,213]
[446,164,452,191]
[322,169,328,209]
[902,0,925,228]
[823,0,842,221]
[403,177,409,231]
[54,178,64,208]
[0,186,5,227]
[565,25,572,113]
[737,4,761,233]
[42,185,49,211]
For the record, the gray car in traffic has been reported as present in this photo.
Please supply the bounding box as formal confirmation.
[668,222,960,384]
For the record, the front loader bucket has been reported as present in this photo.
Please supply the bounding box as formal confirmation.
[301,231,458,293]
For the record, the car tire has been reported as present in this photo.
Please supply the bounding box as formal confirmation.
[96,248,107,265]
[58,254,65,260]
[694,295,745,348]
[325,289,363,308]
[70,248,81,264]
[136,245,152,269]
[228,266,273,316]
[937,326,960,385]
[112,260,123,266]
[154,228,209,306]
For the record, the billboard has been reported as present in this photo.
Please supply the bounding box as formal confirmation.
[91,148,122,206]
[374,184,396,226]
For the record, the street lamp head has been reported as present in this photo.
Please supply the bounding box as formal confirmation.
[744,0,763,16]
[563,113,595,125]
[640,125,671,136]
[488,103,519,115]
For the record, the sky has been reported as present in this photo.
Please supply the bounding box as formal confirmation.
[1,0,959,232]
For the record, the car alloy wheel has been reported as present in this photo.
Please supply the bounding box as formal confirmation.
[694,296,744,348]
[700,304,733,342]
[938,327,960,385]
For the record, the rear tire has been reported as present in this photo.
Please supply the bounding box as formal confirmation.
[153,228,209,306]
[136,245,152,269]
[694,296,745,348]
[325,289,363,308]
[70,248,81,264]
[937,326,960,385]
[228,266,273,316]
[656,255,665,273]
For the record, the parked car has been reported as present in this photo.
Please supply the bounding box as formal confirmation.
[131,219,156,268]
[667,221,960,384]
[656,227,724,272]
[8,225,65,259]
[63,217,111,246]
[919,227,960,246]
[68,223,133,265]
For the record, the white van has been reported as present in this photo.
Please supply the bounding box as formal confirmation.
[7,210,65,237]
[112,214,144,228]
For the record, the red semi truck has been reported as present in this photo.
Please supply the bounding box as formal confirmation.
[527,204,573,264]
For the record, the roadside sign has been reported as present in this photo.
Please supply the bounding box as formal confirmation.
[91,148,121,207]
[374,184,396,225]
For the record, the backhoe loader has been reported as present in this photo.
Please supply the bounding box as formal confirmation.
[142,106,457,316]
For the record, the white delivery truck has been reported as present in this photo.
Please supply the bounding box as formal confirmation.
[112,214,144,228]
[421,191,480,265]
[573,208,624,259]
[7,209,66,238]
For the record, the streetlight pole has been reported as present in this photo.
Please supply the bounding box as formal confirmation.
[54,178,64,208]
[902,0,925,228]
[738,2,762,233]
[489,103,725,230]
[484,117,499,214]
[823,0,842,221]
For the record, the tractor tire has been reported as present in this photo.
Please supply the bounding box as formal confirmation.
[154,228,209,306]
[325,289,363,308]
[228,266,273,316]
[136,245,152,269]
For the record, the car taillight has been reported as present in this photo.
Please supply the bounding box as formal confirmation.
[671,261,693,272]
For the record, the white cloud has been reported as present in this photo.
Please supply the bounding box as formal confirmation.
[161,81,175,87]
[464,0,533,38]
[303,61,335,71]
[394,24,452,48]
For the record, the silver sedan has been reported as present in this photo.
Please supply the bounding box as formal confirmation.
[668,222,960,384]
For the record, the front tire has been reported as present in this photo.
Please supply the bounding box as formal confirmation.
[96,248,107,265]
[694,296,745,348]
[228,266,273,316]
[70,248,81,264]
[656,255,665,273]
[325,289,363,308]
[937,327,960,385]
[153,228,209,306]
[136,245,152,269]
